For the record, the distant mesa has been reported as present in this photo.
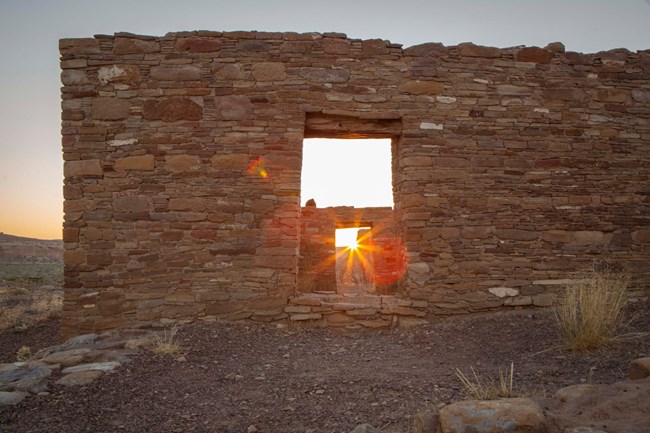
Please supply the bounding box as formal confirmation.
[0,233,63,264]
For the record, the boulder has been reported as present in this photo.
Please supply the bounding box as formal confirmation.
[438,398,546,433]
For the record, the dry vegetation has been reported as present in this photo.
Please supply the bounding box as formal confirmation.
[0,263,63,331]
[555,263,635,351]
[455,363,515,400]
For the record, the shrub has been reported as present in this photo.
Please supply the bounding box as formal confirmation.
[455,363,515,400]
[555,263,629,351]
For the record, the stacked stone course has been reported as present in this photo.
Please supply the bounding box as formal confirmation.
[60,31,650,335]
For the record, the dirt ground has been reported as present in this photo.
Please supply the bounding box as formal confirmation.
[1,304,649,433]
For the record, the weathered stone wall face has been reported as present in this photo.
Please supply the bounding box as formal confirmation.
[60,31,650,335]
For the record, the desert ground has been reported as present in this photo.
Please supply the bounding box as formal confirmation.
[0,234,648,432]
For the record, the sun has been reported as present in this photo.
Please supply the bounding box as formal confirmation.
[335,227,367,251]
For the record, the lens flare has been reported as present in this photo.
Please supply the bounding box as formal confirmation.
[247,157,269,179]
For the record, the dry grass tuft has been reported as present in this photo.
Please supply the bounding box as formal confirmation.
[555,263,632,351]
[16,345,32,362]
[455,362,515,400]
[152,324,184,356]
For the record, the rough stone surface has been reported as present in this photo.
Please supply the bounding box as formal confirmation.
[438,398,546,433]
[92,97,130,120]
[0,391,27,406]
[142,97,203,121]
[56,370,104,386]
[629,357,650,380]
[60,31,650,334]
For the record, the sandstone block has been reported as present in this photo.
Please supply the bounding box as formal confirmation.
[143,97,203,121]
[457,43,501,58]
[166,155,201,172]
[214,95,253,120]
[113,37,159,54]
[59,38,101,55]
[64,250,86,265]
[594,88,628,103]
[284,305,312,314]
[399,80,443,95]
[496,229,538,241]
[64,159,102,177]
[114,155,155,171]
[300,67,350,83]
[212,63,245,80]
[461,226,494,239]
[631,90,650,102]
[114,195,150,213]
[251,62,286,81]
[543,88,584,101]
[629,357,650,380]
[289,313,322,321]
[211,153,250,170]
[326,312,355,323]
[572,231,605,245]
[322,38,351,55]
[61,70,89,86]
[176,37,221,52]
[361,39,388,55]
[150,65,202,81]
[488,287,519,298]
[544,42,565,53]
[438,398,545,433]
[92,97,130,120]
[169,198,206,211]
[632,229,650,243]
[98,65,140,84]
[515,47,553,63]
[542,230,573,243]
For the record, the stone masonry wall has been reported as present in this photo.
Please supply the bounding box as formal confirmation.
[60,31,650,335]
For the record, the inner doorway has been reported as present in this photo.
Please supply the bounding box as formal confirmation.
[335,226,374,293]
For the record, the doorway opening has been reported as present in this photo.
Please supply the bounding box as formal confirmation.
[300,138,393,208]
[335,226,375,293]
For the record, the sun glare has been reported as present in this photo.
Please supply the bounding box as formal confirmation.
[336,227,369,250]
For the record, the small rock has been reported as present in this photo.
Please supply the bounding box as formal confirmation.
[414,411,439,433]
[176,356,187,362]
[0,391,28,406]
[555,384,599,403]
[247,425,258,433]
[56,370,104,386]
[629,357,650,380]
